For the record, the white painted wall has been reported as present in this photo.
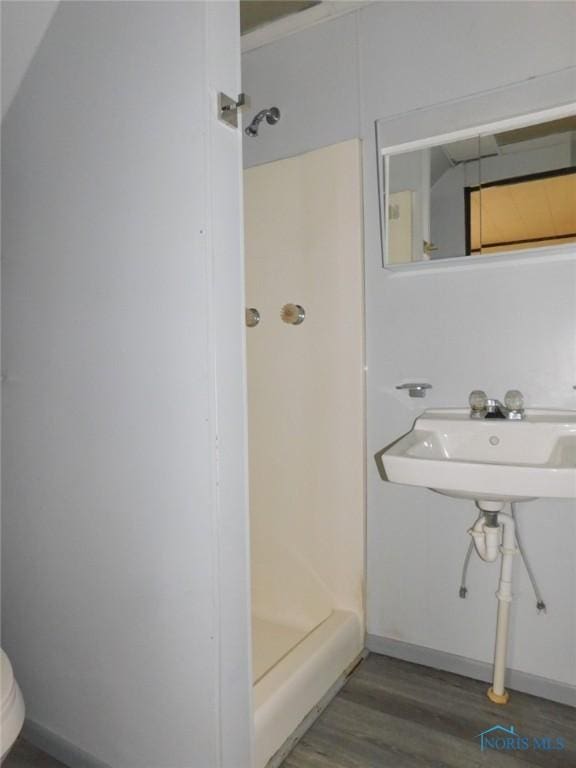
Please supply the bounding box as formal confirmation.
[2,3,252,767]
[242,1,576,694]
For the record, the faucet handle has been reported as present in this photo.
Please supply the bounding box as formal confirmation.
[504,390,524,413]
[469,390,488,412]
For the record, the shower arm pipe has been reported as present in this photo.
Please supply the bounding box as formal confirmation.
[244,107,280,137]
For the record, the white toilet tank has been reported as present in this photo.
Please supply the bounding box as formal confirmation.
[0,648,25,763]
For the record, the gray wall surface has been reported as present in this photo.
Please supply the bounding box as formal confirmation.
[242,0,576,694]
[2,2,252,766]
[1,0,59,119]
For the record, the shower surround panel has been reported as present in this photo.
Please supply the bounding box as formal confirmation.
[244,139,366,767]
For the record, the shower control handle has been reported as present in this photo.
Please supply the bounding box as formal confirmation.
[281,304,306,325]
[245,307,260,328]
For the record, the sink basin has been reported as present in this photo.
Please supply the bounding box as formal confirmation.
[378,409,576,503]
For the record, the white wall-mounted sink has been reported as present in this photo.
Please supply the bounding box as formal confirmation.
[377,409,576,503]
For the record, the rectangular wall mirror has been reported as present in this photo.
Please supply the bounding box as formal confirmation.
[379,112,576,267]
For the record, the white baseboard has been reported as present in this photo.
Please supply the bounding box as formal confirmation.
[23,720,111,768]
[366,634,576,708]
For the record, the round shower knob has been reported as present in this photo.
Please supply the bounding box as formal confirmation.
[281,303,305,325]
[245,307,260,328]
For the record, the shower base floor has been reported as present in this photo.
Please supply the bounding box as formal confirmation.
[253,610,363,768]
[252,617,309,684]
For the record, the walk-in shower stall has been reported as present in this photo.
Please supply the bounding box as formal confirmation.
[244,140,366,767]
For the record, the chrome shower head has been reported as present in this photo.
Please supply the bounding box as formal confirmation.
[245,107,280,137]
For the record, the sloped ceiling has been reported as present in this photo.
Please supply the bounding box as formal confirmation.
[2,2,320,119]
[1,1,60,120]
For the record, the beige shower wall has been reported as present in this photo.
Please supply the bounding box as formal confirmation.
[245,139,365,633]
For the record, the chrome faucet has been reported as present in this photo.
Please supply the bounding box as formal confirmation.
[469,390,525,420]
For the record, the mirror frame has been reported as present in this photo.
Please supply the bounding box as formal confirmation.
[376,70,576,270]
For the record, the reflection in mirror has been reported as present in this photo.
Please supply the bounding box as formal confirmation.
[428,136,481,260]
[472,117,576,254]
[387,150,429,264]
[382,114,576,266]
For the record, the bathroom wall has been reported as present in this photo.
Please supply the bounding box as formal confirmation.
[243,0,576,698]
[0,0,60,119]
[2,2,252,767]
